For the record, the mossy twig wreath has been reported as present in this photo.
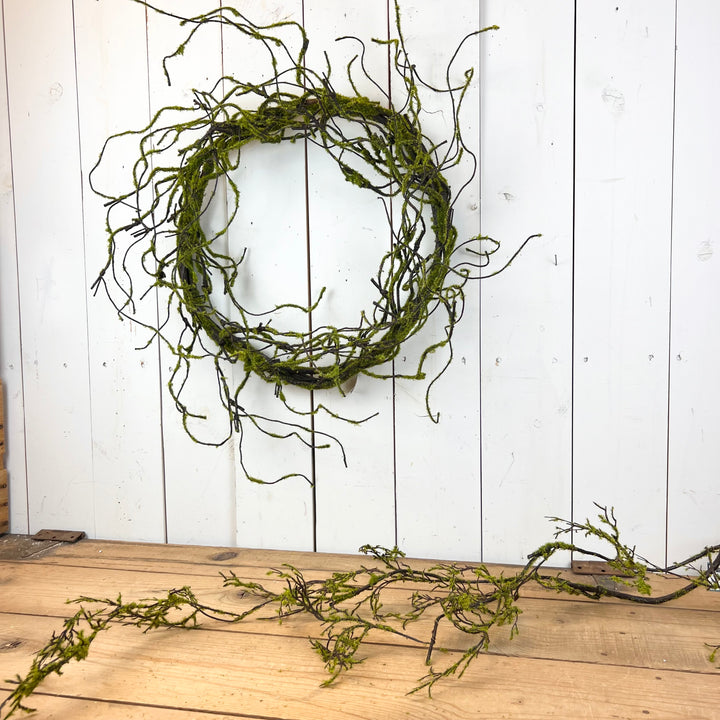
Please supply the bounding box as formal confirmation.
[1,506,718,718]
[91,1,531,482]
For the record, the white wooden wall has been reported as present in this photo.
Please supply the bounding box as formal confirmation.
[1,0,718,566]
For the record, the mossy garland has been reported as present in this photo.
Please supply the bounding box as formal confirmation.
[1,505,718,718]
[91,1,525,481]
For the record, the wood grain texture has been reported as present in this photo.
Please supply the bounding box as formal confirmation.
[0,383,6,532]
[0,541,718,720]
[0,696,244,720]
[3,615,718,720]
[0,470,7,534]
[6,536,718,611]
[0,563,717,673]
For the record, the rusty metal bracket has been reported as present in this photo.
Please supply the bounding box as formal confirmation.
[571,560,633,577]
[32,529,86,543]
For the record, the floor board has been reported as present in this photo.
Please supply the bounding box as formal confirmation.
[1,537,718,719]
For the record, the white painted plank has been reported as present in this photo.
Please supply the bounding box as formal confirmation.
[0,0,28,533]
[304,0,397,554]
[479,0,574,564]
[144,0,237,545]
[573,0,676,561]
[4,0,93,533]
[73,0,167,541]
[666,1,720,564]
[391,0,483,561]
[221,1,314,551]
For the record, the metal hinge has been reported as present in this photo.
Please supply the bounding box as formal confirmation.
[32,529,86,543]
[571,560,633,577]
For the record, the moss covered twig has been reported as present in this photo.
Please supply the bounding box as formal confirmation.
[0,586,276,719]
[2,505,718,717]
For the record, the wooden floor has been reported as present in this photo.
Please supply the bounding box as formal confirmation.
[0,535,718,719]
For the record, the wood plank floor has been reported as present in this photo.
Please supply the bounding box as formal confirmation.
[1,535,718,719]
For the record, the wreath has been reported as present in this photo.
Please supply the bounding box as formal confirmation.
[175,92,455,391]
[90,1,532,482]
